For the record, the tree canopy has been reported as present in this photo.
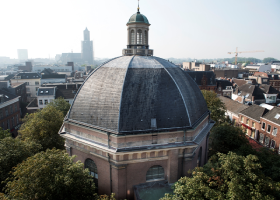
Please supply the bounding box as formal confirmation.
[48,97,71,116]
[209,124,249,156]
[0,138,41,192]
[0,128,11,140]
[19,105,65,151]
[263,57,279,63]
[161,152,280,200]
[4,149,96,200]
[201,90,230,126]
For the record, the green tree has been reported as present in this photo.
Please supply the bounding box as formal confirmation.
[209,124,249,156]
[0,138,41,192]
[201,90,230,126]
[161,152,280,200]
[0,128,11,140]
[48,97,71,116]
[4,149,96,200]
[263,57,279,63]
[19,105,65,151]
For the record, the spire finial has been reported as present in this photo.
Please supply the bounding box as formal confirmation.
[137,0,140,13]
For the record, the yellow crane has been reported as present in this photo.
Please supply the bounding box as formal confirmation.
[228,47,264,65]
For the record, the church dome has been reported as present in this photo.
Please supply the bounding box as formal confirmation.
[67,56,209,134]
[127,12,150,24]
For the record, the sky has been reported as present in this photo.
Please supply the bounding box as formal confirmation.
[0,0,279,60]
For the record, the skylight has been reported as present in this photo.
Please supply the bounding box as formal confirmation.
[40,91,43,93]
[274,114,280,119]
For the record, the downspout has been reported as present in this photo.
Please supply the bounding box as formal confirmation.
[108,154,112,194]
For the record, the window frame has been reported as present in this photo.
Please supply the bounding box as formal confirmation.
[262,122,266,130]
[259,133,264,144]
[85,159,98,190]
[246,119,249,125]
[272,127,278,136]
[271,139,276,148]
[267,124,272,133]
[146,165,165,182]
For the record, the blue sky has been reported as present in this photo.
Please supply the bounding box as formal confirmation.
[0,0,279,60]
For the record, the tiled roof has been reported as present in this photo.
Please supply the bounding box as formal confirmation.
[42,74,66,79]
[14,72,41,79]
[184,71,216,85]
[219,96,248,115]
[37,87,56,96]
[262,107,280,125]
[240,104,268,121]
[233,79,247,87]
[216,80,232,89]
[0,89,19,103]
[56,88,76,99]
[27,98,38,108]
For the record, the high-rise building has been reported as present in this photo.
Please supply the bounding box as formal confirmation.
[81,28,94,65]
[17,49,28,61]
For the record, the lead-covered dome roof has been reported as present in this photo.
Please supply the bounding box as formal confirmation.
[67,56,208,134]
[127,11,150,24]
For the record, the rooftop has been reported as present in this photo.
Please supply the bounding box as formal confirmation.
[219,96,248,115]
[240,104,268,121]
[0,89,19,104]
[14,72,41,79]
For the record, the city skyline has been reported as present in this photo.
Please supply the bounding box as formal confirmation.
[0,0,279,60]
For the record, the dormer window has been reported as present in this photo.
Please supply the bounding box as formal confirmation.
[40,91,43,94]
[46,91,49,94]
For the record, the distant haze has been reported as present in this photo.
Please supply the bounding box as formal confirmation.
[0,0,279,60]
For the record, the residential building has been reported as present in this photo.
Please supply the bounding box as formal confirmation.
[37,87,56,109]
[0,90,21,137]
[259,107,280,151]
[216,80,233,97]
[219,96,248,124]
[232,84,279,105]
[184,71,216,91]
[213,69,249,79]
[10,72,41,101]
[239,105,268,141]
[41,74,67,84]
[183,62,210,71]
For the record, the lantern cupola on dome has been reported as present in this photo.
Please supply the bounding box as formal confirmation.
[123,2,153,56]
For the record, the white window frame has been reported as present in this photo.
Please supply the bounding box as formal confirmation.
[264,136,270,147]
[252,122,255,128]
[246,119,249,125]
[267,124,271,133]
[39,100,43,105]
[272,127,278,136]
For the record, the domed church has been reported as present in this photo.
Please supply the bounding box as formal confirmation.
[59,4,215,200]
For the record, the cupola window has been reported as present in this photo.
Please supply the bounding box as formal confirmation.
[130,30,135,44]
[137,29,143,44]
[144,30,147,45]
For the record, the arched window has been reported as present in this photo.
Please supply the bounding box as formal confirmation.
[137,29,142,44]
[197,147,202,167]
[146,165,164,181]
[130,30,135,44]
[144,30,147,45]
[85,159,98,189]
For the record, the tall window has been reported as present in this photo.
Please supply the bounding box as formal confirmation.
[241,116,244,122]
[5,108,8,116]
[272,127,278,136]
[259,133,264,143]
[252,122,255,128]
[44,100,48,105]
[262,122,266,130]
[146,165,164,181]
[197,147,202,167]
[246,119,249,125]
[144,30,147,45]
[267,125,271,133]
[265,136,270,147]
[85,159,98,189]
[130,30,135,44]
[137,29,142,44]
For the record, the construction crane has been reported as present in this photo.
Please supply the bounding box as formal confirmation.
[228,47,264,65]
